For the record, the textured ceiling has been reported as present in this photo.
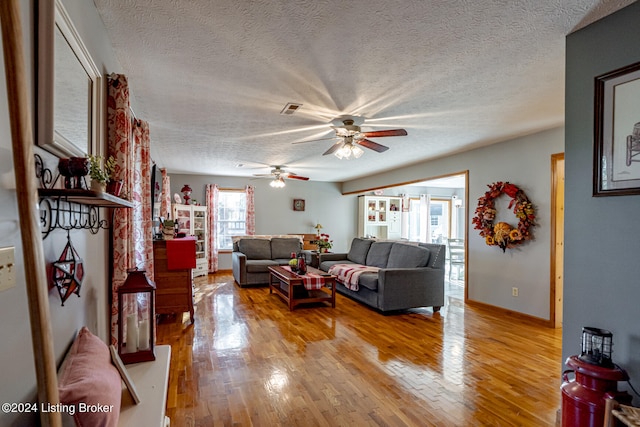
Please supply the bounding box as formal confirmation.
[93,0,635,182]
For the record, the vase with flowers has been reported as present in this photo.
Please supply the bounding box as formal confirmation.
[316,233,333,253]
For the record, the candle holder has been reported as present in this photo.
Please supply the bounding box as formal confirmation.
[118,268,156,364]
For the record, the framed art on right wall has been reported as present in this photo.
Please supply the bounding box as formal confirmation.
[594,60,640,196]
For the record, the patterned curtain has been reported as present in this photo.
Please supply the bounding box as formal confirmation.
[132,119,153,278]
[206,184,219,272]
[107,74,153,345]
[245,185,255,235]
[160,168,171,219]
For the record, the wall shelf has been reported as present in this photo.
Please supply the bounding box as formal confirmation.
[35,154,133,239]
[38,188,134,208]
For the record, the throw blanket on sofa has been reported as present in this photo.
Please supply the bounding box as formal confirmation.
[328,264,380,291]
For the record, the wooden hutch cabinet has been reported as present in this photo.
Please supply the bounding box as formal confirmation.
[153,239,195,323]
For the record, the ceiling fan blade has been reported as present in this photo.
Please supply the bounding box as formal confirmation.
[285,173,309,181]
[252,173,273,177]
[362,129,407,138]
[292,136,339,145]
[357,139,389,153]
[323,141,343,156]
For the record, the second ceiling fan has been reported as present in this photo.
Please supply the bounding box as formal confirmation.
[252,166,309,188]
[296,119,407,159]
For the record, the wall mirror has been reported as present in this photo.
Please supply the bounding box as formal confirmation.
[38,0,103,158]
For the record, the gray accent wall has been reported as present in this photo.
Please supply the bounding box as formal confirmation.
[564,2,640,394]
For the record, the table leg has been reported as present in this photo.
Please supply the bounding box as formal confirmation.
[289,283,294,311]
[330,279,335,308]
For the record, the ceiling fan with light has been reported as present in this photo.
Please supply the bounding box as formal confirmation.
[294,119,407,159]
[253,166,309,188]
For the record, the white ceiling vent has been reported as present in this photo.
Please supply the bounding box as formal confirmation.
[280,103,302,115]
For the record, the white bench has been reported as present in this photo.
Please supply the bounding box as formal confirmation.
[118,345,171,427]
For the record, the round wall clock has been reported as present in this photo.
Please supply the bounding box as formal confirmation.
[293,199,305,211]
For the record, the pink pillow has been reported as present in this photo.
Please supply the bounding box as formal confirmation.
[58,327,121,427]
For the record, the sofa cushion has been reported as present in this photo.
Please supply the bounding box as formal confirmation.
[358,272,379,291]
[347,238,374,265]
[271,238,301,259]
[319,259,356,272]
[245,259,279,273]
[239,239,272,260]
[387,243,431,268]
[365,241,394,268]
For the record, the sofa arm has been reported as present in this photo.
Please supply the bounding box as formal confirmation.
[232,251,247,285]
[377,268,445,312]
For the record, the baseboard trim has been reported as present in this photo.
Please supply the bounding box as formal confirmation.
[465,299,552,327]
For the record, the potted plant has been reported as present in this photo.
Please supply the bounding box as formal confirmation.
[103,156,123,196]
[88,155,118,194]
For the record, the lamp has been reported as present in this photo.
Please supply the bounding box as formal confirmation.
[334,138,364,160]
[579,327,613,367]
[270,176,286,188]
[181,184,192,204]
[314,223,323,234]
[118,268,156,364]
[52,233,84,306]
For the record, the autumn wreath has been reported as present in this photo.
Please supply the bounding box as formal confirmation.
[472,182,536,252]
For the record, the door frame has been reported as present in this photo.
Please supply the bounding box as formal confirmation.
[549,153,564,328]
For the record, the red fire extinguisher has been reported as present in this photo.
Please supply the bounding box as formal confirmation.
[561,327,632,427]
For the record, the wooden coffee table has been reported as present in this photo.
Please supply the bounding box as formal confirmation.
[268,265,336,311]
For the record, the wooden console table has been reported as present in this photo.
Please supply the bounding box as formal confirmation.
[268,265,336,311]
[153,240,195,323]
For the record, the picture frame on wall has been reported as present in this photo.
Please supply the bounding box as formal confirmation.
[293,199,305,211]
[593,60,640,196]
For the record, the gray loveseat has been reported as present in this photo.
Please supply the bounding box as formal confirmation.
[318,238,445,313]
[232,236,303,287]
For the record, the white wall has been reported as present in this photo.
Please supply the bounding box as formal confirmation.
[0,1,122,424]
[169,174,358,269]
[343,127,564,320]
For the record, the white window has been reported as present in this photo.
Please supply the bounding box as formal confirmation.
[217,190,247,250]
[408,197,451,244]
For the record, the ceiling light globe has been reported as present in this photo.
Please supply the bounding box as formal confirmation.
[353,145,364,158]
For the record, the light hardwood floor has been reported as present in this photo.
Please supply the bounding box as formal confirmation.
[157,273,562,426]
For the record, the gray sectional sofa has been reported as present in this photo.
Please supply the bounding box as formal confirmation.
[232,236,303,287]
[317,238,445,313]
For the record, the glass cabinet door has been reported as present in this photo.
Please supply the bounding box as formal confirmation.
[174,206,191,234]
[192,208,206,260]
[377,199,387,222]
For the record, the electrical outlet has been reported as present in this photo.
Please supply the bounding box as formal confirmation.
[512,287,519,297]
[0,246,16,292]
